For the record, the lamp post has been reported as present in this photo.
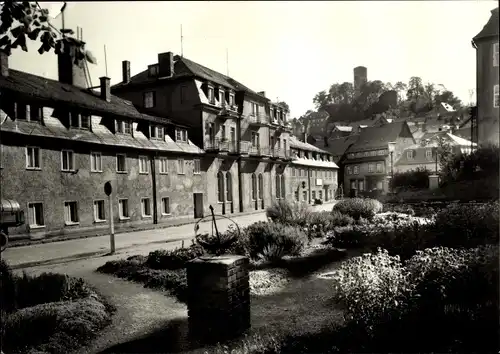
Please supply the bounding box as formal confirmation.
[434,146,438,174]
[388,142,396,193]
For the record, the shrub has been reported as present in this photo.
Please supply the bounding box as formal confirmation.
[266,200,312,226]
[146,244,205,270]
[313,198,323,205]
[304,211,354,240]
[382,203,415,216]
[333,198,382,220]
[196,224,247,256]
[390,167,430,191]
[0,259,17,313]
[246,222,307,262]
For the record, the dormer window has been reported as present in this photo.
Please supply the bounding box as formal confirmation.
[29,105,43,122]
[69,112,91,130]
[251,103,258,116]
[407,150,415,160]
[175,128,188,143]
[14,103,28,120]
[229,92,235,106]
[219,88,225,105]
[150,125,165,140]
[116,119,132,134]
[206,85,214,104]
[148,64,159,77]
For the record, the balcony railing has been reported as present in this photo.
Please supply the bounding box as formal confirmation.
[271,148,293,159]
[249,145,271,157]
[204,138,235,152]
[248,112,269,125]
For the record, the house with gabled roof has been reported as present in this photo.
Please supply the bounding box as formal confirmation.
[111,52,298,214]
[0,48,205,241]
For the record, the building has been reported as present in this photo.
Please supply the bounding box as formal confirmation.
[111,52,338,212]
[301,111,329,137]
[472,7,499,146]
[395,132,476,174]
[342,121,415,194]
[0,49,205,241]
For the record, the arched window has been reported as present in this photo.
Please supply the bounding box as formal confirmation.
[226,172,232,202]
[281,174,285,199]
[251,173,257,200]
[258,174,263,200]
[275,174,281,199]
[217,171,224,202]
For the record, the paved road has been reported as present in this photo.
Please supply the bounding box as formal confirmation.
[3,202,336,269]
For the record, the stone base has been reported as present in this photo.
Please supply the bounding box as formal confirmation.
[429,175,440,190]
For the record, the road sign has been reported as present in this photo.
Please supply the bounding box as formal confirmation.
[104,181,112,196]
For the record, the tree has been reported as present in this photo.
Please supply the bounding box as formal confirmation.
[434,90,462,109]
[329,82,355,104]
[0,1,96,65]
[276,101,290,112]
[313,90,330,110]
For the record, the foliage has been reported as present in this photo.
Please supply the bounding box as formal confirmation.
[382,203,415,216]
[313,198,323,205]
[0,259,17,313]
[266,200,312,227]
[0,1,96,65]
[389,167,430,190]
[305,211,354,240]
[245,222,307,262]
[197,224,250,257]
[332,198,382,220]
[145,244,205,270]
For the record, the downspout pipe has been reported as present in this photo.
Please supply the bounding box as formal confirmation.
[151,153,158,224]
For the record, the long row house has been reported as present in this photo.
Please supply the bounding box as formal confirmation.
[0,47,338,241]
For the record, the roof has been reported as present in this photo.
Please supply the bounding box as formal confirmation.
[440,102,455,112]
[419,131,476,147]
[473,7,499,41]
[289,135,332,154]
[291,157,338,169]
[347,121,408,153]
[335,125,352,132]
[0,69,174,126]
[322,135,359,159]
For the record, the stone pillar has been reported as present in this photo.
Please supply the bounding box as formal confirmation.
[186,255,250,344]
[429,175,440,190]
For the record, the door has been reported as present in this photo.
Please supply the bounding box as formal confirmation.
[193,193,204,219]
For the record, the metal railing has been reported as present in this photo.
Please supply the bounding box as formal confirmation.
[248,112,270,125]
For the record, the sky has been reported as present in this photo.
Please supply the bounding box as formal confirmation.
[7,1,498,119]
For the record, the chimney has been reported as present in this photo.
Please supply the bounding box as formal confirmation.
[122,60,130,83]
[100,77,111,102]
[0,51,8,77]
[57,43,87,88]
[323,136,329,147]
[258,91,266,97]
[158,52,174,78]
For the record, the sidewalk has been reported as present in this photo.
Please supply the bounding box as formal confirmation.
[3,202,336,269]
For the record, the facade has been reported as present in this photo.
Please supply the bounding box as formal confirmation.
[342,122,415,194]
[473,7,499,146]
[111,52,337,213]
[0,50,206,240]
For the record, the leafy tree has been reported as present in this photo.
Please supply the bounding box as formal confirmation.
[313,90,330,110]
[329,82,355,104]
[276,101,290,112]
[434,90,462,109]
[0,1,96,65]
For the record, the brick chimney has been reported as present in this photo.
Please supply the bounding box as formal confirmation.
[0,51,8,77]
[57,43,87,88]
[100,77,111,102]
[122,60,130,83]
[258,91,266,97]
[158,52,174,78]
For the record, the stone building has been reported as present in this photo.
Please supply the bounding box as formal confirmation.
[0,50,204,241]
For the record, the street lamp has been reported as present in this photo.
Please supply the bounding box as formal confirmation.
[388,142,396,193]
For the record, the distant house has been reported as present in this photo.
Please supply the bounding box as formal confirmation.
[395,132,477,173]
[343,121,415,194]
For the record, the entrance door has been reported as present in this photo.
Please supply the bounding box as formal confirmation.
[193,193,204,219]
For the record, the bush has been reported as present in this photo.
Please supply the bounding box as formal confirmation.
[304,211,354,240]
[146,244,205,270]
[0,259,17,313]
[333,198,382,220]
[196,224,247,256]
[390,167,430,191]
[246,222,307,262]
[266,200,312,226]
[313,198,323,205]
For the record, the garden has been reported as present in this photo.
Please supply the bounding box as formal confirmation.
[95,196,499,353]
[0,261,115,354]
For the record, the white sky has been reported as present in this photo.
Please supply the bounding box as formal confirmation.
[8,1,498,118]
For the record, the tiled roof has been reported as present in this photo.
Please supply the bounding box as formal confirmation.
[0,69,173,126]
[395,146,437,167]
[289,135,331,154]
[347,121,407,153]
[474,7,499,41]
[291,157,338,169]
[0,108,203,154]
[322,135,359,159]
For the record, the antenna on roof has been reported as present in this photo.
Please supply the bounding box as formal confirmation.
[104,45,108,77]
[180,24,184,58]
[60,2,67,36]
[226,48,229,76]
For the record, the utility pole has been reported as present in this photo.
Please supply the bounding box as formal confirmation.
[180,25,184,57]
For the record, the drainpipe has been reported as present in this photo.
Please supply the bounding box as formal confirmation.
[237,104,244,213]
[308,167,312,204]
[151,153,158,224]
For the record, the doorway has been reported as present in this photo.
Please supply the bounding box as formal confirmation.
[193,193,204,219]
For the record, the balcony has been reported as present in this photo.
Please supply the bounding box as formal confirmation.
[240,141,252,155]
[271,148,294,160]
[217,104,239,119]
[204,138,233,153]
[248,112,269,126]
[249,145,271,157]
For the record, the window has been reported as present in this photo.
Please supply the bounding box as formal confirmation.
[161,197,171,215]
[150,126,165,140]
[303,191,308,201]
[370,151,376,156]
[359,180,365,191]
[141,198,152,217]
[218,172,225,202]
[312,191,316,200]
[221,125,226,140]
[26,146,41,169]
[194,159,201,174]
[425,149,433,159]
[28,202,44,227]
[353,165,359,174]
[139,156,149,173]
[376,181,383,190]
[119,199,129,219]
[251,102,258,116]
[61,150,75,171]
[368,163,374,173]
[494,42,499,67]
[69,112,90,129]
[226,172,233,201]
[281,175,285,198]
[251,132,259,147]
[219,89,225,105]
[494,84,499,108]
[144,91,156,108]
[177,158,185,174]
[207,86,214,103]
[276,174,281,199]
[291,167,296,177]
[376,163,383,173]
[159,157,168,174]
[93,200,106,222]
[251,173,257,200]
[258,174,263,199]
[377,150,385,156]
[175,129,188,142]
[90,152,102,172]
[29,105,43,122]
[148,65,159,77]
[407,150,415,160]
[229,93,235,106]
[116,120,131,134]
[318,190,323,200]
[15,103,28,120]
[64,201,79,224]
[116,154,127,172]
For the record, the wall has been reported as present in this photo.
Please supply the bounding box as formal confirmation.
[289,165,338,203]
[206,156,240,216]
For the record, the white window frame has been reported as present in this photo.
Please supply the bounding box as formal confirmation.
[376,163,383,173]
[144,91,155,108]
[219,88,225,105]
[207,86,214,103]
[116,153,127,173]
[494,84,499,108]
[64,201,79,225]
[494,42,499,67]
[159,157,168,174]
[25,146,41,170]
[141,198,152,217]
[61,149,75,172]
[353,165,359,175]
[346,166,352,175]
[229,93,235,106]
[407,150,414,160]
[139,155,149,174]
[118,198,130,220]
[177,158,185,174]
[27,202,44,228]
[425,149,433,160]
[93,200,106,223]
[90,151,102,172]
[193,159,201,174]
[161,197,171,215]
[368,163,374,173]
